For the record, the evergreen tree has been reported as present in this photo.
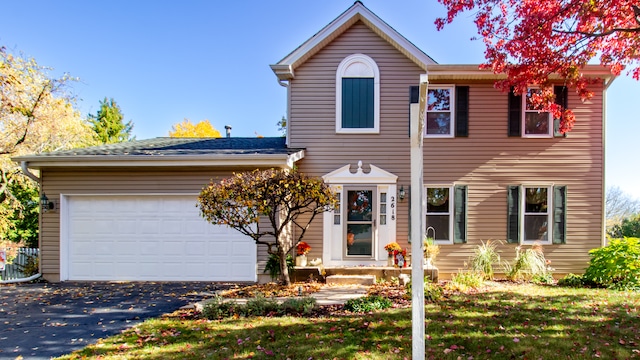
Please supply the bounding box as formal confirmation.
[277,116,287,137]
[88,98,133,144]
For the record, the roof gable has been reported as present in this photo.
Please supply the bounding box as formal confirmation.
[270,1,437,81]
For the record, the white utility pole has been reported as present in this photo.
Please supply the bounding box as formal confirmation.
[411,74,428,359]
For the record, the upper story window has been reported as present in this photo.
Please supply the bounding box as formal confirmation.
[522,88,552,137]
[509,86,567,138]
[425,85,455,137]
[336,54,380,134]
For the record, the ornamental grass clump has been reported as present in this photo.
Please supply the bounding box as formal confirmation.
[504,244,550,282]
[468,240,501,280]
[423,236,440,262]
[448,270,485,291]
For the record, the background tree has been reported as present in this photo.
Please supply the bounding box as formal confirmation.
[168,119,221,137]
[198,169,336,284]
[605,186,639,238]
[1,47,95,240]
[607,214,640,238]
[436,0,640,133]
[1,180,39,247]
[88,97,133,144]
[606,186,640,221]
[277,116,287,137]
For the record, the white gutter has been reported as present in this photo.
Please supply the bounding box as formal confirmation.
[21,161,40,183]
[276,79,291,147]
[601,76,616,247]
[8,161,43,283]
[16,151,305,169]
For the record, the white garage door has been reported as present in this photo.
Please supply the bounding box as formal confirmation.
[62,195,257,282]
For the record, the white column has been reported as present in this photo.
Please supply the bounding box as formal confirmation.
[411,74,428,359]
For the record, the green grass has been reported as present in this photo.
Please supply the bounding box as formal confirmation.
[57,284,640,359]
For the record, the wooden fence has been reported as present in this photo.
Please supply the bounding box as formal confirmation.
[0,248,39,281]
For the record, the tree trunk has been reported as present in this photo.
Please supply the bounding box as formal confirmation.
[279,250,291,285]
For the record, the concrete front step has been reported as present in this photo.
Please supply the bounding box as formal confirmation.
[325,274,376,286]
[290,266,439,283]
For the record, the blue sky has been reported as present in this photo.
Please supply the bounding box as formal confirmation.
[1,0,638,198]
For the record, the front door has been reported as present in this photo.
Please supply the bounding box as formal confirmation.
[345,188,375,257]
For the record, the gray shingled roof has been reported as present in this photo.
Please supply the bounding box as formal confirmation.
[20,137,302,158]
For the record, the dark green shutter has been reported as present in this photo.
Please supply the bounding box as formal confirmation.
[508,88,521,137]
[553,185,567,244]
[453,185,467,244]
[455,86,469,137]
[507,185,520,243]
[409,86,419,138]
[342,78,374,129]
[553,86,568,137]
[409,86,419,104]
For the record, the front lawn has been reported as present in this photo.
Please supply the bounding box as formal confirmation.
[57,283,640,359]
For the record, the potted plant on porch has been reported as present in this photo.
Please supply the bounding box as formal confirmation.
[296,241,311,266]
[384,242,402,267]
[423,236,439,267]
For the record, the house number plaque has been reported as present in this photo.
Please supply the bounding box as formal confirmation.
[390,196,395,221]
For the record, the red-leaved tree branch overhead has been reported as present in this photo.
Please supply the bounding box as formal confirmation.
[435,0,640,133]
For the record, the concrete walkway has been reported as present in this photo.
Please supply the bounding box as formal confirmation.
[306,284,369,305]
[193,284,369,310]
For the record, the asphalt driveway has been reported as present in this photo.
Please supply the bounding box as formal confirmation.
[0,281,232,359]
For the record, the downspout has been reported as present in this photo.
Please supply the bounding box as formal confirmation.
[601,76,616,247]
[276,78,293,263]
[1,162,43,284]
[21,161,40,183]
[277,79,290,147]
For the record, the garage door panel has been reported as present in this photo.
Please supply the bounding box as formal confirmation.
[117,220,138,235]
[209,241,230,254]
[185,241,206,255]
[161,220,183,234]
[65,195,257,281]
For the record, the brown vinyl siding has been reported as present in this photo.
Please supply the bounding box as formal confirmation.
[39,167,271,281]
[288,21,604,276]
[289,21,419,260]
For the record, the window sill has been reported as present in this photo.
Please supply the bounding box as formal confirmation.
[336,128,379,134]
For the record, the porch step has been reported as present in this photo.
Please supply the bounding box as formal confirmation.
[325,274,376,286]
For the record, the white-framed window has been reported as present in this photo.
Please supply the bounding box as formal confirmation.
[522,87,552,137]
[521,186,552,244]
[335,54,380,134]
[425,186,454,244]
[333,192,341,225]
[425,85,455,137]
[379,192,387,225]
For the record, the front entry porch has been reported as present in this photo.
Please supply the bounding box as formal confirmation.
[322,162,399,267]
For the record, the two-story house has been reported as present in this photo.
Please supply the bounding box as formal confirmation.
[16,2,613,282]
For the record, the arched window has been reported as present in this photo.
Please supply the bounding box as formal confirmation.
[336,54,380,133]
